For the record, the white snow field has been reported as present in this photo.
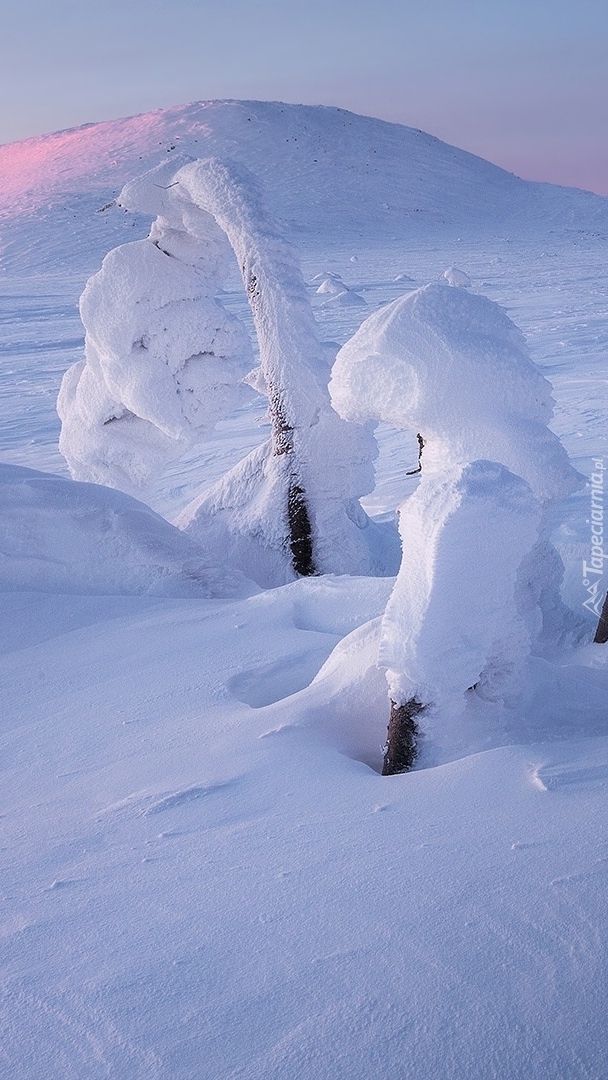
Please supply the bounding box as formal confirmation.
[1,100,608,1078]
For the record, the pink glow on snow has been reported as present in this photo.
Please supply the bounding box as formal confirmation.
[0,104,218,211]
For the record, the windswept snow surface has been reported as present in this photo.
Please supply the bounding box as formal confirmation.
[2,101,608,1078]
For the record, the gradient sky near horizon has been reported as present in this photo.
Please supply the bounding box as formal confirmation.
[1,0,606,194]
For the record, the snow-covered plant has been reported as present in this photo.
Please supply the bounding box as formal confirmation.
[60,156,390,585]
[329,282,582,771]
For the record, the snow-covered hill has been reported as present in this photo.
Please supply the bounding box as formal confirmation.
[1,100,607,274]
[2,100,608,1078]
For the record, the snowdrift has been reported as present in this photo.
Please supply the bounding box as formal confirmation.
[0,463,252,598]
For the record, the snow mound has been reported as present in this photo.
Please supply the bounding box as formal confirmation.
[177,437,400,588]
[176,440,295,589]
[321,289,367,308]
[0,464,251,597]
[315,276,346,295]
[303,616,390,767]
[441,265,471,286]
[314,274,367,307]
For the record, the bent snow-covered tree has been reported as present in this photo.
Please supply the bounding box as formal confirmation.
[330,282,583,773]
[59,156,387,585]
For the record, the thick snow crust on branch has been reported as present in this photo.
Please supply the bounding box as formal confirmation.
[58,162,255,492]
[329,282,581,503]
[117,155,347,442]
[117,157,386,583]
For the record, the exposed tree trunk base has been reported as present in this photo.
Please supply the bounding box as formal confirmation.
[594,590,608,643]
[382,698,425,775]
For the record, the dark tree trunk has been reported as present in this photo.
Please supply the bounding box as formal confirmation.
[594,590,608,643]
[268,383,317,578]
[406,432,425,475]
[382,698,425,775]
[287,482,316,577]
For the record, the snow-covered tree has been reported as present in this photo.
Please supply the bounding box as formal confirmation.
[59,156,391,585]
[329,282,583,772]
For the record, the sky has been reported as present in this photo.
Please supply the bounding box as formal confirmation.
[1,0,606,195]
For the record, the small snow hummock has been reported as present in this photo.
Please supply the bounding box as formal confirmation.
[316,276,346,295]
[315,275,366,306]
[321,289,367,308]
[441,266,471,287]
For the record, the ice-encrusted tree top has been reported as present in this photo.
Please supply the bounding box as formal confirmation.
[57,160,256,491]
[118,155,362,443]
[329,282,581,502]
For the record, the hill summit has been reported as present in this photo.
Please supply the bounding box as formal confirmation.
[1,100,606,273]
